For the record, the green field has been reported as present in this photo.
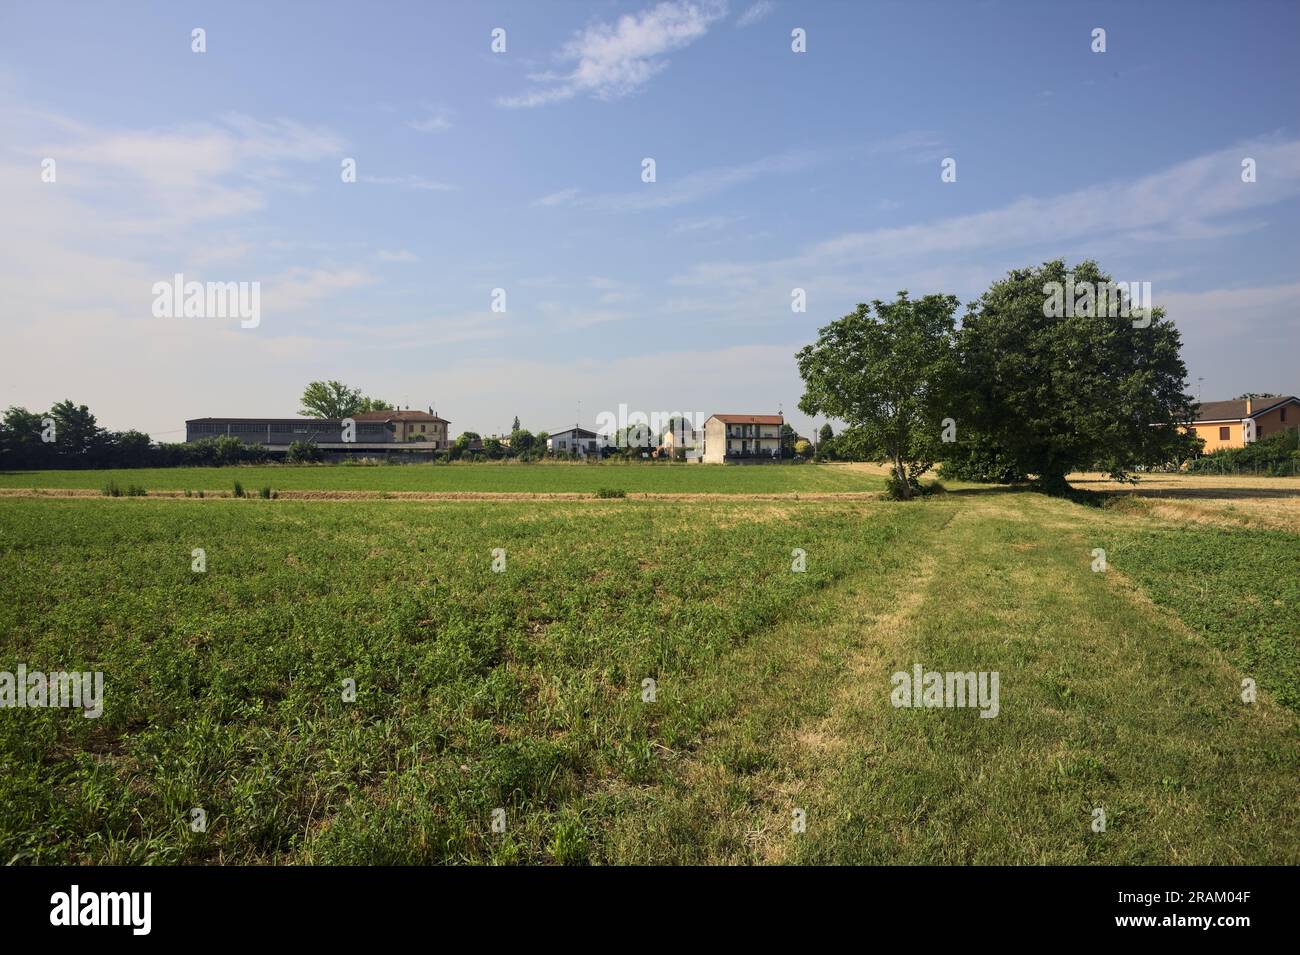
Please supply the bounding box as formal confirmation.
[0,462,882,495]
[1,478,1296,865]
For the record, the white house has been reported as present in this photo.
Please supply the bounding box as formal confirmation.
[547,426,603,458]
[699,413,784,464]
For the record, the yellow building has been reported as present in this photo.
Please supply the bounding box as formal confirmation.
[1188,395,1298,451]
[354,409,451,448]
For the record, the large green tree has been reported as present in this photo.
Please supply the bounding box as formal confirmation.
[300,381,391,418]
[957,260,1197,493]
[796,292,960,499]
[47,400,103,458]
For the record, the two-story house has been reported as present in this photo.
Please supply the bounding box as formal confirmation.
[1187,395,1299,451]
[700,413,784,464]
[354,409,450,448]
[547,426,603,458]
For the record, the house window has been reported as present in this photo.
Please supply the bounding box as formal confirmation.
[1282,407,1288,422]
[1219,426,1230,440]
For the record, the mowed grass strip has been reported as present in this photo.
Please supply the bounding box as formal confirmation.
[0,463,883,495]
[0,496,919,864]
[603,494,1299,864]
[1105,517,1300,712]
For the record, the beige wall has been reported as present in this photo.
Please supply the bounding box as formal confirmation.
[702,417,726,464]
[398,420,448,446]
[702,418,782,463]
[1254,403,1296,441]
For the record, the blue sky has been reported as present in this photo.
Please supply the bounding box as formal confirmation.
[1,0,1297,440]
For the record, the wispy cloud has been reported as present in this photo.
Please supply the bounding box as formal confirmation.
[498,0,728,108]
[362,174,455,191]
[1159,281,1300,342]
[673,214,747,233]
[672,138,1300,286]
[532,150,816,212]
[18,111,343,234]
[867,130,947,163]
[532,187,584,207]
[375,249,419,263]
[406,105,453,133]
[260,268,377,314]
[736,1,775,28]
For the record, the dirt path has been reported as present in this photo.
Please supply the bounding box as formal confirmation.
[0,487,882,502]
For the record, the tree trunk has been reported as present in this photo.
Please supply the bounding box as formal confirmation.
[1037,470,1071,496]
[893,457,912,500]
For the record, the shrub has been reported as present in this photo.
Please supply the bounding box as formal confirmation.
[102,481,122,497]
[594,487,626,499]
[125,484,147,497]
[939,435,1027,483]
[233,481,245,498]
[1186,429,1299,476]
[259,486,273,499]
[883,472,922,500]
[285,440,324,464]
[882,474,945,500]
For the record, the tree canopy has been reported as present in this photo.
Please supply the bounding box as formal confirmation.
[299,381,392,418]
[797,292,959,499]
[957,260,1197,491]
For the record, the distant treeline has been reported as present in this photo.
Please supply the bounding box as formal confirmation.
[0,403,278,470]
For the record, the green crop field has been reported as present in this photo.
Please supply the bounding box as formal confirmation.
[0,473,1297,865]
[0,462,882,495]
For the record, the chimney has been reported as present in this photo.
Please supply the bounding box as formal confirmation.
[1246,396,1253,415]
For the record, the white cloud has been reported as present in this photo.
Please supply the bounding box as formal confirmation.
[736,2,775,28]
[498,0,728,108]
[17,112,343,235]
[406,105,453,133]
